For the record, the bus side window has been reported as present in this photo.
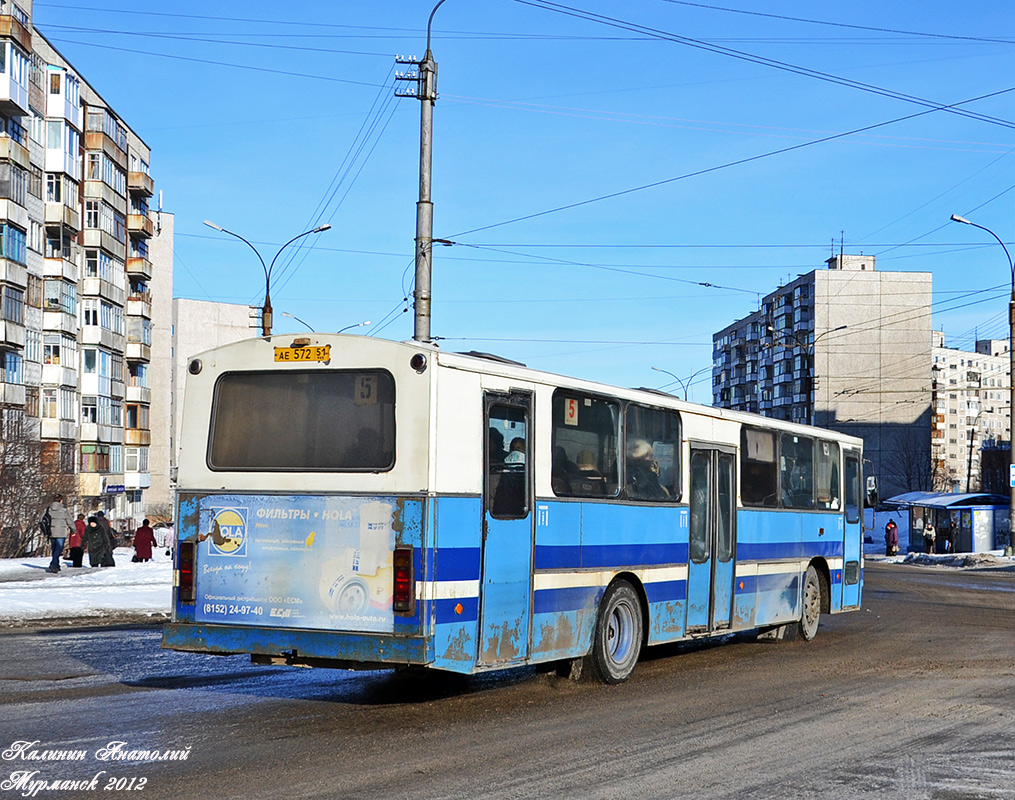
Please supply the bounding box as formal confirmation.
[741,427,777,507]
[550,391,619,498]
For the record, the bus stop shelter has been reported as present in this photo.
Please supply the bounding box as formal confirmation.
[883,492,1009,554]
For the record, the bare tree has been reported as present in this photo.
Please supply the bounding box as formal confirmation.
[0,408,45,557]
[884,428,934,494]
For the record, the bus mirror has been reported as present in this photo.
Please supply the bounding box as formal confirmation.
[865,475,878,508]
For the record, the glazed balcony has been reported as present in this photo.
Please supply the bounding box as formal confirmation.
[125,428,150,446]
[0,135,29,169]
[126,293,151,319]
[0,9,31,52]
[44,202,80,231]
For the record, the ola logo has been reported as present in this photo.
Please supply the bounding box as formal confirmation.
[210,508,247,556]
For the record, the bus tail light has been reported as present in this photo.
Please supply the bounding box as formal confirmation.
[177,541,196,605]
[392,546,414,614]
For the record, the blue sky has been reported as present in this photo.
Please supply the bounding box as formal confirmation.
[35,1,1015,399]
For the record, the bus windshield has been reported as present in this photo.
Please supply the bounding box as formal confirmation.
[208,370,395,471]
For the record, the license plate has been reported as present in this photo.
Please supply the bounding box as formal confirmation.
[274,345,331,362]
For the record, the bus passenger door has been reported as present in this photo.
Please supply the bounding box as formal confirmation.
[686,447,736,632]
[479,393,533,666]
[842,449,862,609]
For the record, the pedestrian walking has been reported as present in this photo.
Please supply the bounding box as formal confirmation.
[132,519,157,563]
[885,519,899,556]
[44,494,74,574]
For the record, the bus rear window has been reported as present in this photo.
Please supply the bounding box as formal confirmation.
[208,370,395,471]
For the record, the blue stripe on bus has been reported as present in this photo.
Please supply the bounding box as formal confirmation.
[644,579,687,603]
[737,540,843,560]
[534,545,582,570]
[535,543,689,570]
[435,546,482,581]
[533,585,600,614]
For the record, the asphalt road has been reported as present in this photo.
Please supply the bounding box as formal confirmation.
[1,562,1013,800]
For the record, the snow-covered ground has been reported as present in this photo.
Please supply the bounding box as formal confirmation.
[0,513,1010,627]
[0,546,172,626]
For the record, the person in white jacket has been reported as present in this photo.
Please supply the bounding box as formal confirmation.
[45,494,75,574]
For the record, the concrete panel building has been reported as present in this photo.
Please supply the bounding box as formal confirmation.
[713,254,933,500]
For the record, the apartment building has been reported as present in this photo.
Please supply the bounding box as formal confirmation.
[712,254,933,500]
[0,4,169,535]
[931,332,1010,492]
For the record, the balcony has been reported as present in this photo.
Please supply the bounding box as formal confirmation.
[44,147,81,182]
[41,364,77,388]
[0,10,32,52]
[82,228,125,259]
[111,378,125,400]
[0,258,26,287]
[0,319,24,348]
[44,202,80,231]
[42,309,77,336]
[126,385,150,404]
[43,255,78,282]
[125,428,151,446]
[128,171,153,196]
[127,214,154,238]
[41,419,77,441]
[79,423,123,445]
[80,325,125,351]
[123,472,151,489]
[126,295,151,321]
[126,256,152,281]
[84,180,126,209]
[0,135,30,169]
[0,198,28,228]
[84,130,127,168]
[80,276,125,306]
[0,65,27,117]
[0,381,24,405]
[126,342,150,362]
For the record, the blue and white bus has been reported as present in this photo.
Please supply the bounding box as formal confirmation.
[162,334,864,683]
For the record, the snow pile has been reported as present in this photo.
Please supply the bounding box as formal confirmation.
[0,547,172,624]
[902,551,1007,569]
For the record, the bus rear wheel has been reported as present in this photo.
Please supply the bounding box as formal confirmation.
[586,580,642,684]
[800,565,822,641]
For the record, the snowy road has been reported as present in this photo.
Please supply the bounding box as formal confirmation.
[1,562,1013,799]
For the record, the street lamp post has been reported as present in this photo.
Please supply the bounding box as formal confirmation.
[651,366,711,402]
[204,220,331,336]
[950,214,1015,554]
[766,325,847,425]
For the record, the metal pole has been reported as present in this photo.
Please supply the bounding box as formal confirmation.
[950,214,1014,553]
[413,48,435,343]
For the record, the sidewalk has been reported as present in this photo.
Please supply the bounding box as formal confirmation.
[0,547,172,628]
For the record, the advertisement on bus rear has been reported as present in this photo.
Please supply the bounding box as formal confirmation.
[181,493,399,633]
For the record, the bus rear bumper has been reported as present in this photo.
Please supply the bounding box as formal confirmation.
[162,622,430,669]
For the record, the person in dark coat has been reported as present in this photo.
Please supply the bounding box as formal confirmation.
[884,519,899,556]
[95,511,116,565]
[85,516,110,568]
[133,519,157,562]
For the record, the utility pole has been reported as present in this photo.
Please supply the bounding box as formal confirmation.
[396,0,448,344]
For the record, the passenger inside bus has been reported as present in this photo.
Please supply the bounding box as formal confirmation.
[572,449,606,495]
[488,428,508,464]
[626,439,670,500]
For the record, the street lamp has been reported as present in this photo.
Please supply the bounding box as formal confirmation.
[204,220,331,336]
[338,320,372,334]
[651,365,711,402]
[280,311,314,332]
[950,213,1015,554]
[766,324,847,425]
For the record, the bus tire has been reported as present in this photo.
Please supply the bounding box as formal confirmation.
[800,564,822,641]
[586,580,642,684]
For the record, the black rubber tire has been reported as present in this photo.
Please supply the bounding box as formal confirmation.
[800,564,822,641]
[586,580,643,684]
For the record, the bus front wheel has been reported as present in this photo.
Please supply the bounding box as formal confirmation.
[800,565,822,641]
[586,580,643,684]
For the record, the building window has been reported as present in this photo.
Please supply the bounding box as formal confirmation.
[42,388,56,419]
[125,446,149,473]
[1,351,21,384]
[25,386,38,417]
[0,224,27,265]
[2,285,23,324]
[79,444,111,473]
[81,396,97,424]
